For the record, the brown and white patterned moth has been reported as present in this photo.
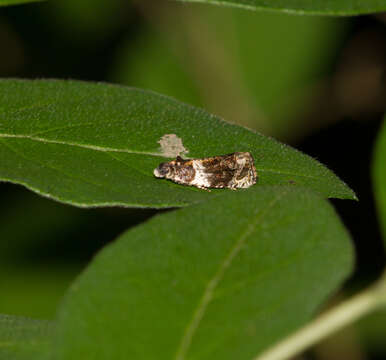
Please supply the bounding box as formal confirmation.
[153,152,257,190]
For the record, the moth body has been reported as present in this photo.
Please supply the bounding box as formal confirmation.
[153,152,257,190]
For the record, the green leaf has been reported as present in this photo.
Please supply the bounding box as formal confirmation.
[52,186,354,360]
[177,0,386,16]
[373,117,386,242]
[0,79,355,208]
[0,314,53,360]
[0,0,44,6]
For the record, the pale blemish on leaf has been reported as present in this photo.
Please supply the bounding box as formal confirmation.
[158,134,189,158]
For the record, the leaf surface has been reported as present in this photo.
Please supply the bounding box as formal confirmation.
[0,314,53,360]
[53,186,354,360]
[177,0,386,15]
[0,79,355,208]
[373,117,386,243]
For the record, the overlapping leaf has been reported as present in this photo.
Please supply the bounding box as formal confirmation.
[52,186,354,360]
[177,0,386,16]
[0,79,355,208]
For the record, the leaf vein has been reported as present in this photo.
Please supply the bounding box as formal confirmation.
[0,133,164,157]
[29,122,96,136]
[175,188,289,360]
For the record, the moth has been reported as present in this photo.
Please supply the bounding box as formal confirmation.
[153,152,257,190]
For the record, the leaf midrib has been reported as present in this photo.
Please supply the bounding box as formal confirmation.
[0,133,164,157]
[0,133,331,182]
[0,137,192,208]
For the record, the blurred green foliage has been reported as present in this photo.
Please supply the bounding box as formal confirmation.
[0,0,43,6]
[46,0,125,41]
[0,188,82,318]
[0,314,52,360]
[0,186,153,318]
[373,118,386,243]
[112,4,347,138]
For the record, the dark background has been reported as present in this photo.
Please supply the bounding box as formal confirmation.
[0,1,386,359]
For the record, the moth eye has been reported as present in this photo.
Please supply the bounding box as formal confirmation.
[176,156,183,165]
[153,163,171,178]
[159,164,170,175]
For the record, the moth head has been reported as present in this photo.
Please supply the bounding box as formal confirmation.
[175,155,184,165]
[153,162,173,178]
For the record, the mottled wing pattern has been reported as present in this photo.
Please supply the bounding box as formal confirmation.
[154,152,257,190]
[199,154,238,188]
